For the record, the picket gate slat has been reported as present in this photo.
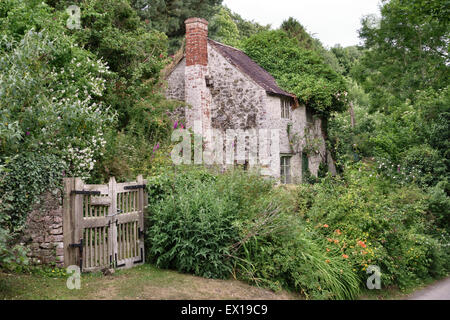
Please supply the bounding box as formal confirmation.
[63,176,146,272]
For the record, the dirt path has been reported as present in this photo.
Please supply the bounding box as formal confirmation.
[407,277,450,300]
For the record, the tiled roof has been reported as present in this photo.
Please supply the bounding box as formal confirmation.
[208,39,297,101]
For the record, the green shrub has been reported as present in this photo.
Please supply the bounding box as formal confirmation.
[0,160,28,268]
[239,223,361,300]
[301,162,449,289]
[146,167,362,299]
[0,152,66,232]
[400,145,447,187]
[146,167,241,279]
[426,181,450,230]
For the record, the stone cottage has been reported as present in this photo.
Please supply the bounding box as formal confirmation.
[165,17,328,183]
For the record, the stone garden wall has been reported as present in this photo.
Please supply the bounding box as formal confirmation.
[22,189,64,267]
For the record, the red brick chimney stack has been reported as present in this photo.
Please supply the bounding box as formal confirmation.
[185,18,209,66]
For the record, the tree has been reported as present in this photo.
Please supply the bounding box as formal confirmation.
[355,0,449,112]
[281,17,344,74]
[209,6,271,48]
[242,30,348,118]
[209,7,240,47]
[331,45,364,77]
[131,0,222,51]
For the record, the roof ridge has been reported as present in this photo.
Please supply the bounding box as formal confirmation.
[208,39,297,102]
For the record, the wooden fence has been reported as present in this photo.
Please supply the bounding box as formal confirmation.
[63,176,147,272]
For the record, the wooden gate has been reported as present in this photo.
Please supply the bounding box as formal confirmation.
[63,176,147,272]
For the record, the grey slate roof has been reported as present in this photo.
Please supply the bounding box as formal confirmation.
[208,39,297,101]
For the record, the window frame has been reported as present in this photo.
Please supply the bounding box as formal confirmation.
[280,155,292,184]
[281,98,292,120]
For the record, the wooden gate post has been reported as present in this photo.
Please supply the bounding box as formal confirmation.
[137,174,146,262]
[108,176,117,268]
[63,178,75,267]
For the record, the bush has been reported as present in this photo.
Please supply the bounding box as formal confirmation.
[146,166,362,299]
[0,160,28,268]
[400,145,447,187]
[0,152,66,232]
[300,163,450,289]
[146,167,241,279]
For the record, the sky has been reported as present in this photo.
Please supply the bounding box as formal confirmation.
[222,0,382,48]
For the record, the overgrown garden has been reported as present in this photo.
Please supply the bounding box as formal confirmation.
[0,0,448,299]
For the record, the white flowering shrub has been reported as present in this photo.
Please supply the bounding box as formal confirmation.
[0,29,115,180]
[0,2,116,234]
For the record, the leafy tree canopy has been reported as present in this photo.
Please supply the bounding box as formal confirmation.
[354,0,449,112]
[131,0,222,51]
[242,30,348,117]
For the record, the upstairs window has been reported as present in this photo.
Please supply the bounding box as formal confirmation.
[280,155,292,184]
[281,98,292,119]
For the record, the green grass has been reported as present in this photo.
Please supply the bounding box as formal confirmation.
[0,264,299,300]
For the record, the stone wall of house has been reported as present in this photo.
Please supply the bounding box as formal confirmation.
[207,44,267,131]
[164,17,328,183]
[22,189,64,267]
[308,117,327,176]
[166,58,186,102]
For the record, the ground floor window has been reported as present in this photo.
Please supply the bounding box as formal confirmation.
[280,155,292,184]
[302,152,309,177]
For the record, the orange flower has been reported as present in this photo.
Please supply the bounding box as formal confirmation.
[342,254,349,259]
[326,248,330,252]
[325,259,331,264]
[334,239,339,244]
[323,224,329,228]
[335,229,342,235]
[358,241,367,248]
[327,238,333,242]
[362,251,368,255]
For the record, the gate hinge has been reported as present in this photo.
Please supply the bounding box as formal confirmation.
[71,190,101,196]
[138,228,145,239]
[69,239,83,272]
[134,248,144,265]
[124,185,146,190]
[115,253,126,268]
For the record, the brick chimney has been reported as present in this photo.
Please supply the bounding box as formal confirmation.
[185,17,209,66]
[184,17,212,158]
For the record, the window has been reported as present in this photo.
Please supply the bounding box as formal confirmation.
[302,152,309,178]
[306,106,314,124]
[280,155,292,184]
[281,98,292,119]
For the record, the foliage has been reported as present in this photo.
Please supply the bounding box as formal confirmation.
[0,0,112,242]
[146,167,362,299]
[0,153,66,233]
[67,0,170,132]
[298,163,450,289]
[242,30,348,117]
[355,0,449,112]
[0,162,29,268]
[131,0,222,52]
[330,45,364,77]
[209,7,241,48]
[146,167,242,279]
[209,6,270,48]
[281,17,344,75]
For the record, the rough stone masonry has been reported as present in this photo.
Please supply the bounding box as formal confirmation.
[165,17,328,183]
[22,189,64,267]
